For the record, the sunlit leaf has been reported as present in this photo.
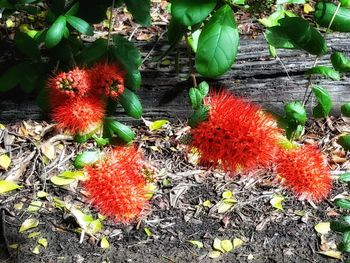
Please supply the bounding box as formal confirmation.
[0,180,22,194]
[27,200,43,213]
[222,190,233,199]
[0,154,11,170]
[203,200,212,207]
[37,238,48,248]
[100,236,110,249]
[208,250,221,258]
[149,120,169,131]
[19,218,39,232]
[144,227,152,237]
[28,232,41,238]
[314,222,331,234]
[317,250,342,259]
[213,238,224,252]
[270,195,285,210]
[221,240,233,252]
[32,245,40,254]
[37,191,49,198]
[217,202,233,214]
[189,240,204,248]
[50,171,85,186]
[233,238,244,249]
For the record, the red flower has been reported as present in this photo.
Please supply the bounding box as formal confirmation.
[48,67,91,100]
[83,146,148,223]
[190,90,281,173]
[89,62,125,99]
[52,96,105,134]
[276,145,332,202]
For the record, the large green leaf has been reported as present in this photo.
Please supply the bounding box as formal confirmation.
[0,63,29,92]
[118,88,143,119]
[45,15,67,48]
[331,52,350,73]
[195,5,239,78]
[341,103,350,117]
[278,16,327,55]
[124,0,151,26]
[168,17,186,44]
[76,38,108,65]
[104,119,135,142]
[314,2,350,32]
[338,134,350,151]
[66,15,93,36]
[331,221,350,233]
[284,101,307,125]
[171,0,216,26]
[311,86,332,118]
[14,31,40,59]
[65,2,80,16]
[306,66,340,81]
[265,27,296,49]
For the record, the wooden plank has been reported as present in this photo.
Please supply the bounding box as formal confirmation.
[1,33,350,123]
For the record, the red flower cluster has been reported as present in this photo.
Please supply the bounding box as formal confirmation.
[83,146,148,223]
[47,62,125,134]
[190,90,281,173]
[275,145,332,202]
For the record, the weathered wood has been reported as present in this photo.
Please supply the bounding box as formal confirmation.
[1,33,350,123]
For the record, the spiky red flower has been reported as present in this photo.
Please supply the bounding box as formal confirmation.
[48,67,91,100]
[190,90,281,173]
[275,145,332,202]
[89,62,125,99]
[52,96,105,134]
[83,146,148,223]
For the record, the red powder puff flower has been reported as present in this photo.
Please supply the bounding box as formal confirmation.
[83,146,148,223]
[52,96,105,134]
[48,67,91,100]
[89,62,125,99]
[275,145,332,202]
[190,90,281,173]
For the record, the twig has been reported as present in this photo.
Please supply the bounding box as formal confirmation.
[107,0,116,48]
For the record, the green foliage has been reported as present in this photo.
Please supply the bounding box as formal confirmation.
[124,0,151,26]
[314,2,350,32]
[311,86,332,118]
[306,66,340,81]
[338,135,350,151]
[341,103,350,117]
[118,88,143,119]
[104,118,136,143]
[74,151,101,169]
[331,52,350,73]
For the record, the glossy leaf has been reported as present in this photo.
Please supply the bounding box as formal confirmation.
[45,15,67,48]
[74,151,101,169]
[65,2,80,16]
[189,87,203,109]
[124,0,151,26]
[339,173,350,182]
[171,0,216,26]
[278,16,327,55]
[167,17,186,44]
[0,180,22,194]
[118,88,143,119]
[314,2,350,32]
[335,199,350,209]
[66,15,93,36]
[306,66,340,81]
[149,120,169,131]
[197,81,209,96]
[265,27,296,49]
[331,52,350,73]
[76,38,108,65]
[311,86,332,118]
[284,101,307,125]
[14,31,40,59]
[105,119,135,143]
[340,0,350,8]
[341,103,350,117]
[338,134,350,151]
[195,5,239,78]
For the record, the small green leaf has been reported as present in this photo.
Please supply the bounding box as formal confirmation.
[306,66,340,81]
[187,29,201,53]
[340,173,350,182]
[311,86,332,118]
[14,31,40,59]
[144,227,152,237]
[171,0,216,26]
[66,15,93,36]
[331,52,350,73]
[221,240,233,252]
[222,190,233,199]
[88,219,103,234]
[189,87,203,109]
[50,171,85,186]
[330,221,350,233]
[338,134,350,151]
[188,106,210,128]
[105,119,135,143]
[37,191,49,198]
[0,180,22,194]
[284,101,307,125]
[37,238,48,248]
[100,237,110,249]
[28,232,41,238]
[149,120,169,131]
[74,151,100,169]
[27,200,43,213]
[45,15,67,48]
[118,88,143,119]
[189,240,204,249]
[335,199,350,209]
[68,206,94,234]
[341,103,350,117]
[19,218,39,232]
[197,81,209,97]
[124,0,151,26]
[203,200,212,207]
[270,195,285,210]
[314,222,331,234]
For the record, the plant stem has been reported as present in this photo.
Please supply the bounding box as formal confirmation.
[302,2,341,106]
[107,0,116,48]
[185,34,197,87]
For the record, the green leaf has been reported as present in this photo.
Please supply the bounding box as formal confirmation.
[189,105,209,128]
[340,0,350,8]
[187,29,201,53]
[124,0,151,26]
[19,218,39,232]
[171,0,216,26]
[284,101,307,125]
[335,199,350,209]
[0,180,22,194]
[188,240,204,249]
[331,52,350,73]
[278,16,327,55]
[197,81,209,96]
[341,103,350,117]
[285,123,304,141]
[14,31,40,59]
[306,66,340,81]
[100,237,110,249]
[111,34,142,69]
[27,200,43,213]
[311,86,332,118]
[340,173,350,182]
[314,2,350,32]
[66,15,93,36]
[265,27,297,49]
[195,5,239,78]
[118,88,143,119]
[65,2,80,16]
[277,0,305,3]
[338,134,350,151]
[189,88,203,109]
[76,38,108,65]
[330,221,350,233]
[0,63,27,92]
[105,119,136,143]
[50,171,85,186]
[45,15,67,48]
[124,70,142,92]
[37,238,48,248]
[74,151,101,169]
[259,10,285,28]
[168,17,186,44]
[149,120,169,131]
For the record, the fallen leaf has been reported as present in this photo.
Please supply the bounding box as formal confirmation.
[221,239,233,252]
[213,238,224,252]
[19,218,39,232]
[100,237,109,249]
[41,142,55,160]
[50,171,85,186]
[233,238,244,249]
[203,200,212,207]
[144,183,157,200]
[144,227,152,237]
[270,195,285,210]
[317,250,342,259]
[189,240,204,249]
[149,120,169,131]
[27,200,43,213]
[315,222,331,234]
[222,190,233,199]
[208,250,221,259]
[37,191,49,198]
[0,154,11,170]
[247,254,254,260]
[28,232,41,238]
[217,202,233,214]
[0,180,22,194]
[32,245,40,254]
[14,203,23,210]
[303,3,314,14]
[8,244,18,249]
[37,238,48,248]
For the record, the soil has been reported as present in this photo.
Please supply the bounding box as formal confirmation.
[0,117,350,263]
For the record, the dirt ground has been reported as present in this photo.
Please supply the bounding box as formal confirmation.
[0,116,350,263]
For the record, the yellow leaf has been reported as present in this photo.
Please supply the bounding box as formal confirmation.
[27,200,43,213]
[213,238,224,252]
[0,180,22,194]
[221,240,233,252]
[144,183,157,200]
[217,202,233,214]
[37,191,49,198]
[28,232,41,238]
[101,237,110,249]
[208,250,221,259]
[32,245,40,254]
[233,238,244,249]
[8,244,18,249]
[314,222,331,234]
[19,218,39,232]
[270,195,285,210]
[189,240,204,249]
[317,250,342,259]
[6,19,15,28]
[0,123,5,129]
[144,227,152,237]
[149,120,169,131]
[222,190,233,199]
[0,154,11,170]
[38,238,48,248]
[203,200,212,207]
[14,202,23,210]
[303,3,314,14]
[50,171,85,186]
